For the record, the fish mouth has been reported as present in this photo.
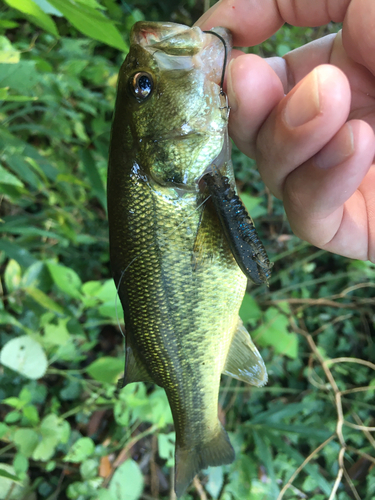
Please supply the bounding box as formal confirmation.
[130,22,232,87]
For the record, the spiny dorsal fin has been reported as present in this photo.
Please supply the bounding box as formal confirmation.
[223,318,267,387]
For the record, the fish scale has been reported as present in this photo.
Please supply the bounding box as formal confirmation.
[108,21,267,497]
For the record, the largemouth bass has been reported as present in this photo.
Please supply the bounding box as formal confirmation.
[108,21,267,497]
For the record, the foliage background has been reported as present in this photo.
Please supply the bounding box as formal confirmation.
[0,1,374,499]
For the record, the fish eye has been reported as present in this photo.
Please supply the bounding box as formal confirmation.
[131,72,153,99]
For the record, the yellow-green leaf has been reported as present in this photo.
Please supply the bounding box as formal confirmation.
[47,0,127,51]
[254,307,298,359]
[25,287,65,314]
[3,0,59,37]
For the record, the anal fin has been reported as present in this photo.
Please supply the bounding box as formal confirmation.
[223,318,267,387]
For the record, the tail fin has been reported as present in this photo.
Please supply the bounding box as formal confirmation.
[175,426,235,497]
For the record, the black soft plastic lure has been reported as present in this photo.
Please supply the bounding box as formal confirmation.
[202,169,272,285]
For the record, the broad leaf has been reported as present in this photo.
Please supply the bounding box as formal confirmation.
[47,0,127,51]
[0,335,48,379]
[109,459,144,500]
[86,356,124,384]
[3,0,59,36]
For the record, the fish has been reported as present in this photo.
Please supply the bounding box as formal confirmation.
[107,21,267,497]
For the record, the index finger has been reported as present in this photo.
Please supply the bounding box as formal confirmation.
[196,0,351,46]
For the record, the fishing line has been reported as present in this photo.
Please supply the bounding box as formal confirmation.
[114,193,212,338]
[202,30,228,92]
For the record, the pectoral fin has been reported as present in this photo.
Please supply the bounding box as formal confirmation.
[117,344,152,389]
[223,318,267,387]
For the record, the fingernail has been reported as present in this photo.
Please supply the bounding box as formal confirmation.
[227,59,238,113]
[194,0,223,27]
[314,123,354,169]
[284,69,321,128]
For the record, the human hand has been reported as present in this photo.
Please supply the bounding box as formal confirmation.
[196,0,375,262]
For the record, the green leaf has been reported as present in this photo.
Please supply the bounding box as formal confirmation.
[32,439,56,461]
[0,467,20,482]
[22,405,40,425]
[3,0,59,36]
[80,149,106,211]
[251,402,307,424]
[270,434,332,495]
[205,466,224,500]
[0,335,48,380]
[158,432,175,467]
[13,428,39,457]
[80,459,98,480]
[0,464,29,499]
[13,453,29,475]
[109,459,144,500]
[64,437,95,463]
[254,307,298,359]
[32,0,62,16]
[0,36,20,63]
[44,318,70,346]
[4,259,22,293]
[253,431,279,497]
[259,422,331,440]
[95,489,116,500]
[0,20,19,29]
[95,280,117,302]
[98,301,123,321]
[81,280,102,297]
[32,414,70,461]
[0,311,26,331]
[0,239,37,269]
[0,87,8,99]
[0,423,9,439]
[25,287,65,314]
[0,61,39,94]
[3,397,22,409]
[276,43,290,57]
[239,293,261,326]
[240,192,267,219]
[47,262,82,299]
[0,164,24,187]
[47,0,127,51]
[40,414,69,441]
[86,356,124,384]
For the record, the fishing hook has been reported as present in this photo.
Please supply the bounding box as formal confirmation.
[203,30,228,94]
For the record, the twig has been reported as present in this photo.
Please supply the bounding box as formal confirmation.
[287,317,375,499]
[0,443,15,456]
[277,435,335,500]
[169,467,176,500]
[346,446,375,466]
[328,448,345,500]
[343,421,375,432]
[150,433,159,498]
[352,413,375,450]
[193,476,207,500]
[102,424,158,487]
[326,358,375,371]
